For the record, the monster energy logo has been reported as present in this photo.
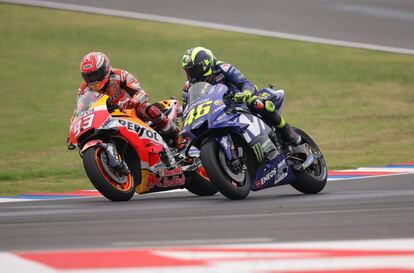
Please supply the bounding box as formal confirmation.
[252,143,264,164]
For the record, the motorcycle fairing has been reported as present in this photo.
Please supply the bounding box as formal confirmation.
[81,139,103,153]
[208,110,247,132]
[237,114,272,145]
[252,154,295,191]
[257,88,285,114]
[183,82,300,191]
[71,93,187,194]
[107,117,185,193]
[137,168,186,194]
[69,107,109,142]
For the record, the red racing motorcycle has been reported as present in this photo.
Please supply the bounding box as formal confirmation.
[68,91,216,201]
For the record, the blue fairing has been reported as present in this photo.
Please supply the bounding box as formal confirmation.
[182,82,247,139]
[182,82,297,191]
[252,154,296,191]
[257,88,285,114]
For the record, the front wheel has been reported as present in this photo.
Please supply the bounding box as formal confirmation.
[290,128,327,194]
[83,146,135,201]
[200,139,254,200]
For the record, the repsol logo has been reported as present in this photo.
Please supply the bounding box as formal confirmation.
[119,119,160,141]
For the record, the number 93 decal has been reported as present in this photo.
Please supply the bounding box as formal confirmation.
[184,100,212,126]
[74,114,95,137]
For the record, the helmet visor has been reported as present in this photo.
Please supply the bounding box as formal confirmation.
[184,63,205,81]
[82,64,109,84]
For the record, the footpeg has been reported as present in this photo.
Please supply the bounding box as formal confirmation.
[291,144,315,171]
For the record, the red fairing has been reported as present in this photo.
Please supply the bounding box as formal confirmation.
[70,109,109,143]
[119,126,149,163]
[116,126,165,168]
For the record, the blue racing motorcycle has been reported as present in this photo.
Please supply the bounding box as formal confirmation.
[182,82,327,200]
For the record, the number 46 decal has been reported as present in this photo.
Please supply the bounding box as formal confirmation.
[184,101,212,126]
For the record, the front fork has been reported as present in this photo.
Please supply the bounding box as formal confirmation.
[82,140,130,175]
[216,135,236,161]
[216,133,278,167]
[100,143,122,168]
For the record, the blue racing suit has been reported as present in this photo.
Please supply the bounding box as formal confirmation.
[182,61,256,107]
[182,61,301,146]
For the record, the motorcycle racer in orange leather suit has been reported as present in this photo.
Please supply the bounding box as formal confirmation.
[75,51,186,150]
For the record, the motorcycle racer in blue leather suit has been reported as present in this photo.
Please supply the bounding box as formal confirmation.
[181,46,301,145]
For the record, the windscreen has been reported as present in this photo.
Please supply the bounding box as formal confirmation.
[187,82,213,105]
[74,91,102,116]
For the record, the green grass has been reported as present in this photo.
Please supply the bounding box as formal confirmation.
[0,4,413,195]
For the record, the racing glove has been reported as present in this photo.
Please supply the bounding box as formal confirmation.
[117,97,138,112]
[233,90,257,104]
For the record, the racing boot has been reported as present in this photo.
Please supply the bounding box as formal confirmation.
[145,104,185,150]
[164,128,188,151]
[279,122,301,146]
[160,126,188,150]
[261,105,301,146]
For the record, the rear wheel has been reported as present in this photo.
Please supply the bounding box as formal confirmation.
[83,146,135,201]
[200,139,255,200]
[290,128,327,194]
[185,166,217,196]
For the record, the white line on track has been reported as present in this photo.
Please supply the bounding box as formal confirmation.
[0,198,35,203]
[2,206,411,224]
[328,172,414,181]
[2,0,414,55]
[225,238,414,250]
[0,253,54,273]
[111,238,275,247]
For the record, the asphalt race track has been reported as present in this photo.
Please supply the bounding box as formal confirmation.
[0,1,413,271]
[1,0,414,252]
[1,173,414,251]
[41,0,414,51]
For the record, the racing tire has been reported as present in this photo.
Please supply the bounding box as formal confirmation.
[83,146,135,202]
[200,140,254,200]
[290,128,327,194]
[185,166,218,196]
